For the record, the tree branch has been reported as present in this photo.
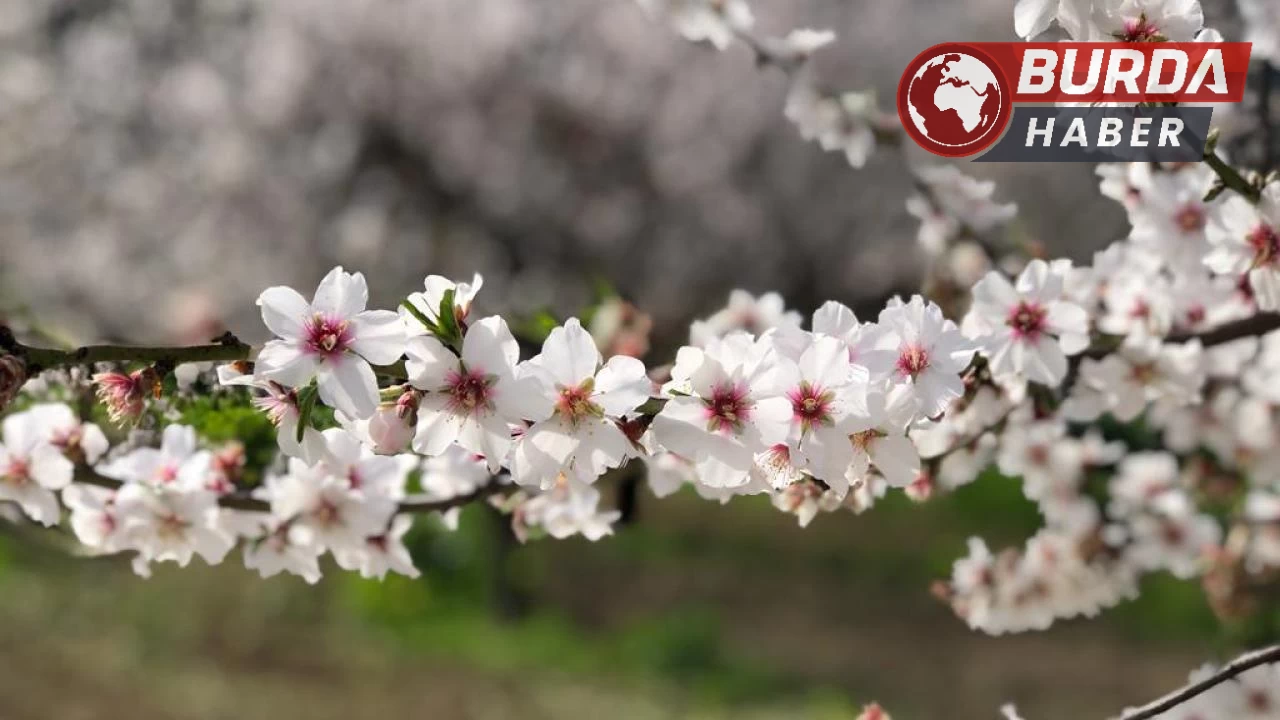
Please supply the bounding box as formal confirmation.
[1117,644,1280,720]
[1,328,251,373]
[1166,312,1280,347]
[74,467,509,516]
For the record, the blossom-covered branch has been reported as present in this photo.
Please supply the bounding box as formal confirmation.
[1117,644,1280,720]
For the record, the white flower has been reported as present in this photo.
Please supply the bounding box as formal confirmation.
[99,424,210,490]
[218,363,321,459]
[26,402,109,464]
[243,521,323,584]
[1123,493,1220,578]
[651,332,791,489]
[1089,0,1205,41]
[865,295,976,418]
[1206,184,1280,311]
[521,479,621,541]
[63,484,123,552]
[636,0,754,51]
[1014,0,1093,38]
[907,166,1017,252]
[255,266,407,419]
[261,458,395,552]
[844,384,921,488]
[810,301,894,378]
[0,408,75,525]
[114,482,234,567]
[333,515,419,580]
[512,318,651,488]
[784,78,878,169]
[963,259,1091,387]
[689,290,802,347]
[1085,336,1204,422]
[776,334,869,489]
[419,445,492,530]
[1098,271,1174,338]
[313,427,415,501]
[1126,166,1215,275]
[400,273,484,336]
[405,315,543,472]
[996,417,1084,503]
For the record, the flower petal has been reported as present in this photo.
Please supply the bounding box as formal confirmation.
[350,310,407,365]
[257,286,310,339]
[316,355,379,419]
[311,266,369,318]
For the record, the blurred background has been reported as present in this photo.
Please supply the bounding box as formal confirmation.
[0,0,1276,718]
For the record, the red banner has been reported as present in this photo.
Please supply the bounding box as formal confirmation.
[971,42,1251,104]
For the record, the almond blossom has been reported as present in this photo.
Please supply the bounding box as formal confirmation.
[0,407,75,525]
[512,318,651,488]
[405,315,542,472]
[651,332,791,489]
[866,295,976,418]
[255,266,406,419]
[963,259,1090,388]
[1206,184,1280,311]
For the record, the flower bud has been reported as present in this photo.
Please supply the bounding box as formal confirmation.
[364,402,414,454]
[92,368,156,424]
[0,353,26,414]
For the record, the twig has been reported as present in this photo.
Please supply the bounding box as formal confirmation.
[1203,149,1260,203]
[1117,644,1280,720]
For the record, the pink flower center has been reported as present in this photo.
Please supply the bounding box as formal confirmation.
[314,499,342,528]
[155,464,179,484]
[303,313,354,358]
[556,381,601,424]
[1118,14,1163,41]
[1130,362,1158,385]
[1248,224,1280,268]
[1184,304,1206,327]
[444,368,496,415]
[787,381,834,432]
[896,343,930,379]
[4,457,30,485]
[1174,204,1204,233]
[1006,301,1048,341]
[157,513,190,539]
[253,382,299,426]
[703,381,751,434]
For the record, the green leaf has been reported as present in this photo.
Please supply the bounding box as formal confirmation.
[436,288,461,348]
[295,383,319,443]
[400,299,438,334]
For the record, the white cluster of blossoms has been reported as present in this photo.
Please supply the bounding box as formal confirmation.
[1121,659,1280,719]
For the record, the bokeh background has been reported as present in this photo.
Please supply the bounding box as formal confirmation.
[0,0,1277,718]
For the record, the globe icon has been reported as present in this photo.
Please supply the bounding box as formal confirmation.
[905,52,1003,149]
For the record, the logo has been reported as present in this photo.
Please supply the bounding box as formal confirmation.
[897,43,1012,158]
[896,41,1253,162]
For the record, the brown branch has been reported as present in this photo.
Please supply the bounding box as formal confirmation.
[1117,644,1280,720]
[74,467,509,516]
[1166,312,1280,347]
[0,327,408,379]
